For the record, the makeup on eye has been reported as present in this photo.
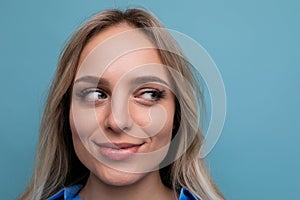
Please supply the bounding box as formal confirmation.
[76,88,108,104]
[75,86,167,105]
[73,74,171,105]
[135,88,166,102]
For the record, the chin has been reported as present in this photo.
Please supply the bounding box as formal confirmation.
[92,163,147,186]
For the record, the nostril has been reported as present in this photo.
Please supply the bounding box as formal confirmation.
[105,113,133,133]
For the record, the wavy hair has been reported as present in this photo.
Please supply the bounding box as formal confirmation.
[19,8,224,200]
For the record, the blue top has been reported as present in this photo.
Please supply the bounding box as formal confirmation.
[48,184,198,200]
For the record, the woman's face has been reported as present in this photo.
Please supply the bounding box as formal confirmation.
[69,23,176,186]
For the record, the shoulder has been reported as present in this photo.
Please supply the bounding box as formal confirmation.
[179,188,199,200]
[48,185,83,200]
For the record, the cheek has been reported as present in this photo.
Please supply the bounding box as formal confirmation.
[130,102,175,133]
[130,102,175,147]
[70,110,104,175]
[69,106,104,139]
[71,125,94,171]
[129,105,151,127]
[69,110,91,164]
[69,108,101,162]
[71,129,88,160]
[153,114,174,146]
[154,102,175,146]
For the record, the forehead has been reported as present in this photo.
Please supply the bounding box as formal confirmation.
[76,23,169,83]
[78,23,158,67]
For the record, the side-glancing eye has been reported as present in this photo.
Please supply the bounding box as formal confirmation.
[135,89,166,105]
[76,88,108,103]
[141,90,164,100]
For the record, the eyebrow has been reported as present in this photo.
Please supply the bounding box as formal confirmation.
[130,76,169,86]
[74,75,169,87]
[74,76,110,86]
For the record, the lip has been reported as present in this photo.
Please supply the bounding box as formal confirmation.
[95,142,145,161]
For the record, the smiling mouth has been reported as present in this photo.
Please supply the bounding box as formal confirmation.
[95,142,145,161]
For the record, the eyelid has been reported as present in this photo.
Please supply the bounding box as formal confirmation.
[76,88,98,96]
[75,87,109,106]
[134,87,159,96]
[133,88,166,106]
[76,86,109,96]
[133,83,166,92]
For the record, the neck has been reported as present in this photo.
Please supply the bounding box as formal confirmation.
[79,170,175,200]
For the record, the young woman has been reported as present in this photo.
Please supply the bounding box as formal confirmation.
[20,8,225,200]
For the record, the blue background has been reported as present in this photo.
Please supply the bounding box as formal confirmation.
[1,0,299,199]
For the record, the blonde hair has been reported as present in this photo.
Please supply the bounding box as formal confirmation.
[19,8,224,200]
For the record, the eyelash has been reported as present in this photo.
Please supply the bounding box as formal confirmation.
[76,88,108,103]
[75,88,166,105]
[137,89,166,102]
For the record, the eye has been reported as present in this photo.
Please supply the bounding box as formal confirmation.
[140,90,164,101]
[134,89,166,105]
[77,88,108,104]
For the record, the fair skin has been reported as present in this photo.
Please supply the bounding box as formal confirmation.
[69,23,176,199]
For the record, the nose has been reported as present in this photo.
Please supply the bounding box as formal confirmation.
[104,92,133,133]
